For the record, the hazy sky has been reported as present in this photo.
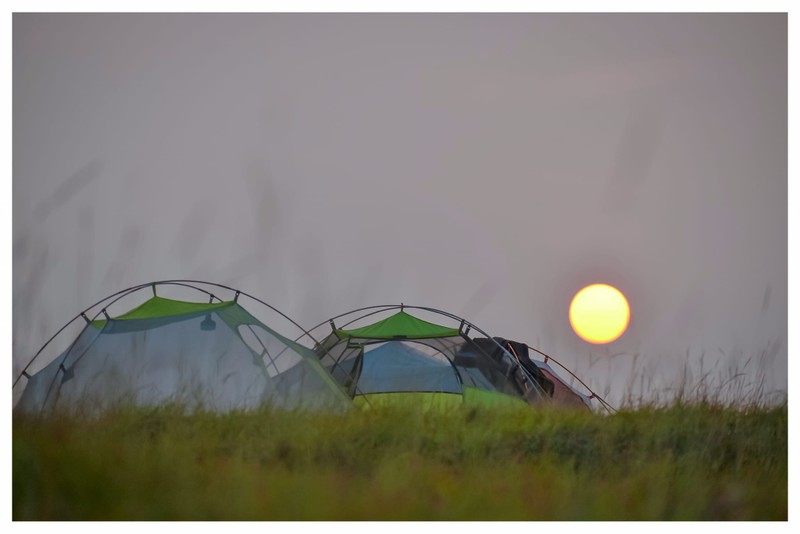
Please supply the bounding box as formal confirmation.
[12,13,787,405]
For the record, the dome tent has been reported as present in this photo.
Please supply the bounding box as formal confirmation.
[302,304,553,409]
[13,281,351,414]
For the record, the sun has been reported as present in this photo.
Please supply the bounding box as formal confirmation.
[569,284,630,344]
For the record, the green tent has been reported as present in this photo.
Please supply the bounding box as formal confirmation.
[308,305,550,409]
[14,281,351,413]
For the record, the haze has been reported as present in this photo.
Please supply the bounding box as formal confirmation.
[12,13,787,406]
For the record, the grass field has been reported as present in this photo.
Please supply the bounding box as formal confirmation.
[12,401,787,520]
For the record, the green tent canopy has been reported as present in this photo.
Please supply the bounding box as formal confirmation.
[335,310,459,340]
[92,296,233,324]
[14,282,351,413]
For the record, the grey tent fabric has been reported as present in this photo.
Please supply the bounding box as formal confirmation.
[358,341,463,394]
[17,297,350,413]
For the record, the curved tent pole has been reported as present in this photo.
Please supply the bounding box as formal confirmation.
[14,314,80,388]
[36,283,158,411]
[39,306,112,411]
[14,281,155,387]
[525,344,617,414]
[340,336,371,402]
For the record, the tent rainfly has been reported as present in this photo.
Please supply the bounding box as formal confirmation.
[474,337,599,411]
[13,281,351,413]
[304,305,555,409]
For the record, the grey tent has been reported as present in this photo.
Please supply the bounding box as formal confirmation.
[13,281,351,413]
[302,304,552,409]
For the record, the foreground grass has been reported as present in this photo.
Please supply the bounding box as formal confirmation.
[13,403,787,520]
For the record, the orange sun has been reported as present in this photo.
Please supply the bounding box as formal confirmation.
[569,284,630,344]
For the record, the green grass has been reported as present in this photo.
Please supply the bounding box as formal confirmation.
[13,402,787,520]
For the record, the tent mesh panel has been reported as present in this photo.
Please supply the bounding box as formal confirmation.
[315,332,530,401]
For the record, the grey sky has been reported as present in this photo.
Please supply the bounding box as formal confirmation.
[13,13,787,405]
